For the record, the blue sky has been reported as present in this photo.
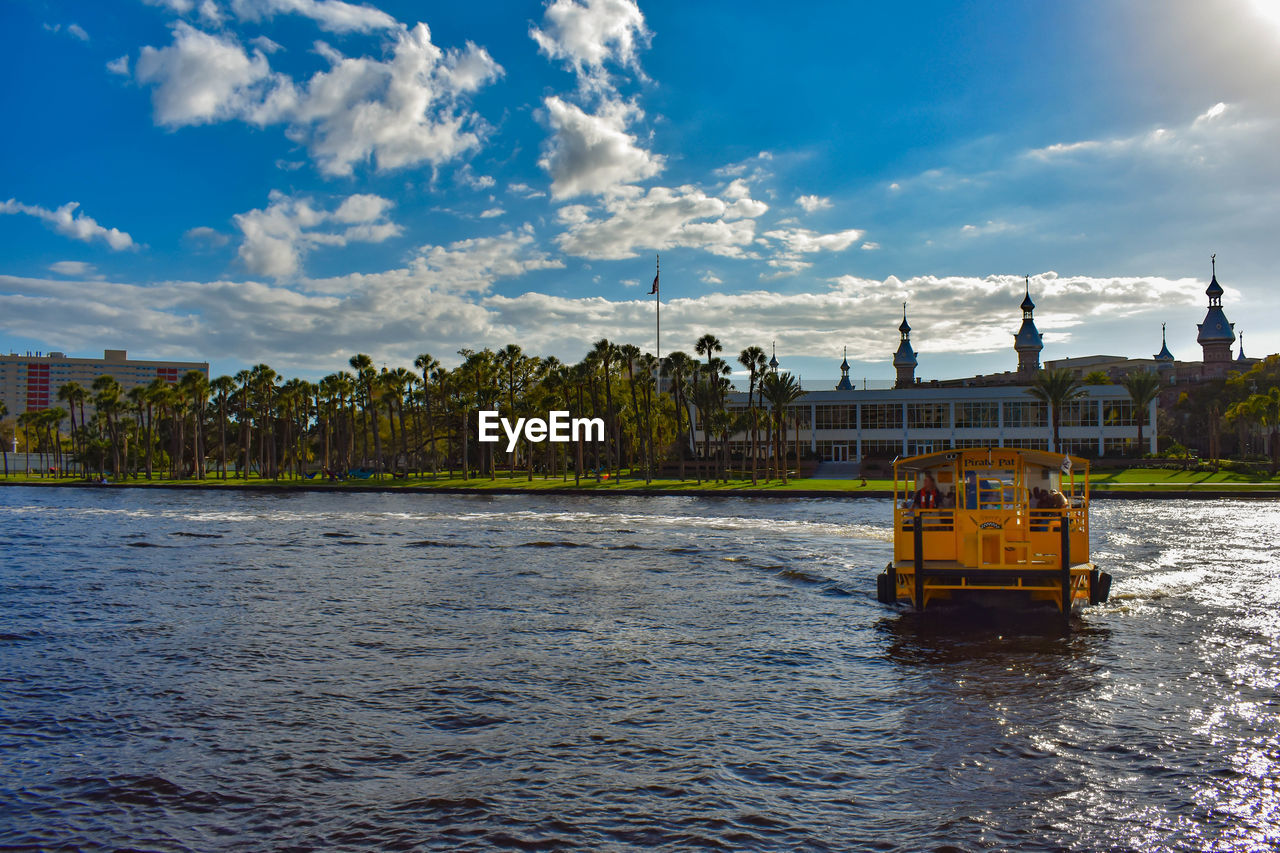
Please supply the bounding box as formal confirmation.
[2,0,1278,382]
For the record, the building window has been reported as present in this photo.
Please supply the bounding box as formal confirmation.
[861,403,903,430]
[1059,400,1098,427]
[1003,401,1046,428]
[1059,439,1097,457]
[955,402,998,429]
[787,405,812,429]
[1103,437,1136,455]
[860,439,901,458]
[1102,400,1140,427]
[1003,438,1050,450]
[813,404,851,430]
[907,402,949,429]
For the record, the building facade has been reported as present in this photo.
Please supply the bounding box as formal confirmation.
[703,384,1155,462]
[0,349,209,421]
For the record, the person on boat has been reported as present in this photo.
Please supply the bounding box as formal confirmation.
[912,473,940,509]
[1042,489,1068,509]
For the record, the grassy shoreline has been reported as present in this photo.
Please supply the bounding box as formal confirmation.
[3,468,1279,498]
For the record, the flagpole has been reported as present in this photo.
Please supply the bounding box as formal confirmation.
[655,254,660,364]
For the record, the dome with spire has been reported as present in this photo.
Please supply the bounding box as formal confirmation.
[836,346,853,391]
[1237,332,1247,361]
[1154,323,1174,363]
[893,304,917,368]
[1197,256,1235,346]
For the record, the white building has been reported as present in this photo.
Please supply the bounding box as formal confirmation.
[706,384,1155,462]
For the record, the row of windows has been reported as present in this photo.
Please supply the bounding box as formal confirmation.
[732,399,1152,431]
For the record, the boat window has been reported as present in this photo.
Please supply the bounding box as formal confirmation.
[962,469,1016,509]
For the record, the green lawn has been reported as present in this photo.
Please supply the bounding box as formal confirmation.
[1089,467,1280,491]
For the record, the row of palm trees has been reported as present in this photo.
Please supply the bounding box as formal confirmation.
[8,344,1246,483]
[3,336,812,484]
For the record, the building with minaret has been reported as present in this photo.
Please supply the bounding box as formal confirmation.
[836,348,853,390]
[1014,278,1043,377]
[1196,255,1236,376]
[893,305,917,389]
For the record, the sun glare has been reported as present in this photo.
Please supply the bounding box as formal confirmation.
[1247,0,1280,38]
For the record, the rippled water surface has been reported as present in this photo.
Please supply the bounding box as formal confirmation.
[2,487,1278,851]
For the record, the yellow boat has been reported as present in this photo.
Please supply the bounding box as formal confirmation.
[875,447,1112,621]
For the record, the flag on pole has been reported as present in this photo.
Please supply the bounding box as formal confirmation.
[650,269,659,295]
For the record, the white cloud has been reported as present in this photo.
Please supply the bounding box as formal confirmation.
[762,226,864,253]
[232,191,401,278]
[555,183,768,260]
[67,23,89,41]
[0,267,1224,377]
[183,226,231,247]
[1025,102,1258,165]
[144,0,197,13]
[861,242,880,251]
[250,35,284,54]
[701,271,722,284]
[107,55,130,75]
[530,0,649,88]
[507,182,546,198]
[134,21,503,176]
[539,95,664,198]
[1,199,134,250]
[959,220,1016,237]
[795,194,831,212]
[478,207,505,218]
[48,261,97,277]
[229,0,397,33]
[135,23,275,126]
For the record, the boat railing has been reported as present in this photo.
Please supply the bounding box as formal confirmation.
[896,508,954,533]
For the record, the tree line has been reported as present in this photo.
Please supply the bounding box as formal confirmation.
[1,336,811,484]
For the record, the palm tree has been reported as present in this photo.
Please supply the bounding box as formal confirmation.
[739,345,767,484]
[349,354,381,475]
[0,398,8,477]
[1121,370,1163,458]
[1255,387,1280,475]
[91,375,125,476]
[661,351,695,480]
[590,339,619,480]
[1028,368,1085,452]
[57,381,87,474]
[234,369,253,479]
[211,375,235,479]
[619,343,645,480]
[414,353,441,478]
[761,371,805,484]
[180,371,210,478]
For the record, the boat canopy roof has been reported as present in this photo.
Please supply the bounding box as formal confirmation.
[894,447,1088,475]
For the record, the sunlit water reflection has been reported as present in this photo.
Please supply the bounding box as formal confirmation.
[1,488,1277,850]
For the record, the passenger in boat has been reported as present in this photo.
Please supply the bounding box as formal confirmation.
[940,487,955,509]
[1042,489,1068,509]
[912,474,940,509]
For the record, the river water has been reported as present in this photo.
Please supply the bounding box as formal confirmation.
[1,487,1277,851]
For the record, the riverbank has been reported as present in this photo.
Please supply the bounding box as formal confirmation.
[3,468,1279,498]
